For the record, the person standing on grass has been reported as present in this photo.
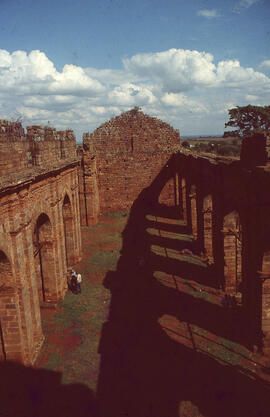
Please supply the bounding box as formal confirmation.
[70,270,77,293]
[76,273,82,294]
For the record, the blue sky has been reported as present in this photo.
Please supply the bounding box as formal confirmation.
[0,0,270,139]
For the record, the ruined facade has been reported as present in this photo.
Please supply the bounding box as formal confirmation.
[82,108,180,216]
[1,108,270,364]
[0,121,81,364]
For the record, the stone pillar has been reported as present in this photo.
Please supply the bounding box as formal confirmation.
[203,195,213,262]
[259,251,270,353]
[189,185,198,239]
[0,287,25,363]
[82,148,100,225]
[222,211,242,294]
[180,177,187,221]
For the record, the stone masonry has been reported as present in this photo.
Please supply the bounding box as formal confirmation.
[0,121,81,364]
[82,108,180,215]
[2,109,270,364]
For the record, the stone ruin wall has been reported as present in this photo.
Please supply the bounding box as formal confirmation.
[0,120,81,364]
[2,107,270,364]
[0,120,76,177]
[83,109,180,214]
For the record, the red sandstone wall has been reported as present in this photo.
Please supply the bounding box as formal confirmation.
[78,144,100,226]
[83,109,180,212]
[0,162,82,365]
[0,120,77,177]
[0,120,32,175]
[27,126,76,167]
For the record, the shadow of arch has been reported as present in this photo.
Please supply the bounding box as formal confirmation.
[97,167,270,417]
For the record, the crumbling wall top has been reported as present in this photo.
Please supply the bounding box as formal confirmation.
[0,120,26,141]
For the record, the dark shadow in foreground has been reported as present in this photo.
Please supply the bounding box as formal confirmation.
[0,361,97,417]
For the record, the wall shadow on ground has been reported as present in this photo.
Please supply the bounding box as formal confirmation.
[96,155,270,417]
[0,361,97,417]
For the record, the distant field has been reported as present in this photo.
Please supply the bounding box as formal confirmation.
[182,136,240,144]
[181,136,241,157]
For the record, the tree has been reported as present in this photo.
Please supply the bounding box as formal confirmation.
[225,105,270,137]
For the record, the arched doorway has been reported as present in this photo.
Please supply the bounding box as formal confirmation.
[33,213,54,303]
[203,195,213,261]
[223,211,242,296]
[62,194,75,267]
[0,250,14,361]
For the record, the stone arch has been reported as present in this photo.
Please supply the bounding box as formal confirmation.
[203,195,213,260]
[223,210,242,295]
[62,193,75,267]
[30,199,54,233]
[0,250,13,288]
[33,213,55,303]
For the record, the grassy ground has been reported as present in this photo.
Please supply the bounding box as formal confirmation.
[36,211,127,391]
[35,210,270,416]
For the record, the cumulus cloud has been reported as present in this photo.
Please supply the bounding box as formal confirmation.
[0,49,104,95]
[259,60,270,70]
[233,0,260,13]
[197,9,220,18]
[0,47,270,138]
[161,93,208,113]
[123,49,217,92]
[216,60,270,90]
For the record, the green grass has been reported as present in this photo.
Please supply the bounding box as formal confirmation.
[87,248,120,274]
[146,214,187,225]
[43,351,65,371]
[100,210,128,218]
[151,244,207,267]
[146,227,193,241]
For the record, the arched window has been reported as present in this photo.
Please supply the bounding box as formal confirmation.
[33,213,54,303]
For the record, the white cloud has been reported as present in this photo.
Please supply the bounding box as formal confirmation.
[259,60,270,70]
[0,49,104,95]
[216,60,269,89]
[0,48,270,138]
[233,0,260,13]
[123,49,217,92]
[245,94,259,101]
[161,93,208,113]
[197,9,220,18]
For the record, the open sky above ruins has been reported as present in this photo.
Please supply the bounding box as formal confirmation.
[0,0,270,140]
